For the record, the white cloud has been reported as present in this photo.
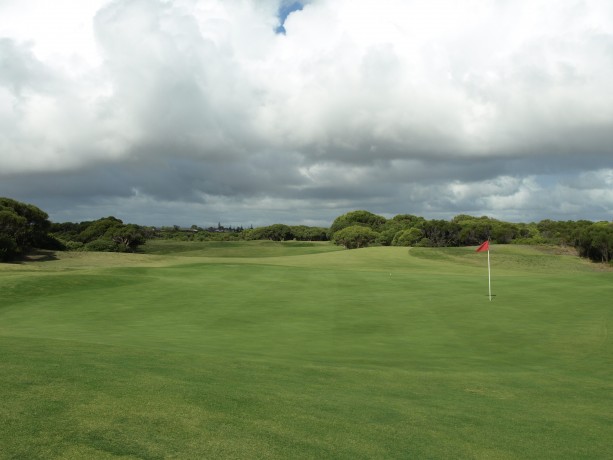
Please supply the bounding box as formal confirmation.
[1,0,613,224]
[0,0,109,69]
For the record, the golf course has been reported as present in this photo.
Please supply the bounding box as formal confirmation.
[1,241,611,459]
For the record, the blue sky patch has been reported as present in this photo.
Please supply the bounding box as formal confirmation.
[276,1,304,34]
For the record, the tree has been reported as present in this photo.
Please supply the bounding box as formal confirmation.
[51,216,150,253]
[332,225,379,249]
[289,225,329,241]
[378,214,426,246]
[0,197,53,261]
[265,224,293,241]
[0,209,27,239]
[0,207,25,260]
[576,222,613,263]
[329,210,387,236]
[0,234,18,261]
[244,224,293,241]
[490,221,520,244]
[77,216,123,243]
[420,219,460,247]
[389,214,426,228]
[392,228,423,246]
[454,215,492,245]
[108,224,146,252]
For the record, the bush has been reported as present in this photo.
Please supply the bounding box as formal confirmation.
[64,241,85,251]
[392,228,423,246]
[332,225,379,249]
[330,210,387,236]
[510,236,549,245]
[376,229,396,246]
[84,238,121,252]
[415,237,433,247]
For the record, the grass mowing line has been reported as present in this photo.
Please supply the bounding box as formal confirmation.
[1,242,612,458]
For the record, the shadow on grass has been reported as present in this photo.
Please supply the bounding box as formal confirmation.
[16,249,60,263]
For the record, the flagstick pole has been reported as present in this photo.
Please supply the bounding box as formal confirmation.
[487,247,492,301]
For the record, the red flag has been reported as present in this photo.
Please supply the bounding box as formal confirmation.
[476,240,489,252]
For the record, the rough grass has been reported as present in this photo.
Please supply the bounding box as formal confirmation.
[0,243,611,458]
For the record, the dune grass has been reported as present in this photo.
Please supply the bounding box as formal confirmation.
[0,243,611,458]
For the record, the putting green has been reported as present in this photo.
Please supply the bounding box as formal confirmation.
[1,242,611,458]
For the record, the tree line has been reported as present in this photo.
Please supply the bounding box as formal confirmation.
[328,210,613,263]
[1,197,612,264]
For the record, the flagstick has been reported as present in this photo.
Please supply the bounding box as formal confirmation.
[487,247,492,301]
[476,240,492,300]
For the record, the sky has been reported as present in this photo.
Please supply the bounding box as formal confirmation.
[1,0,613,227]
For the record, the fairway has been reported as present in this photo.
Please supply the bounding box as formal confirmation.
[1,242,612,458]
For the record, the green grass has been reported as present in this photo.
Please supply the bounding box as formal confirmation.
[1,243,612,458]
[140,239,343,257]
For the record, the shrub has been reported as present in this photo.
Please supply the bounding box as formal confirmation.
[332,225,379,249]
[415,237,433,247]
[392,228,423,246]
[64,240,85,251]
[84,238,121,252]
[330,210,387,236]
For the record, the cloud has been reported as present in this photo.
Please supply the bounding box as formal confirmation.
[1,0,613,226]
